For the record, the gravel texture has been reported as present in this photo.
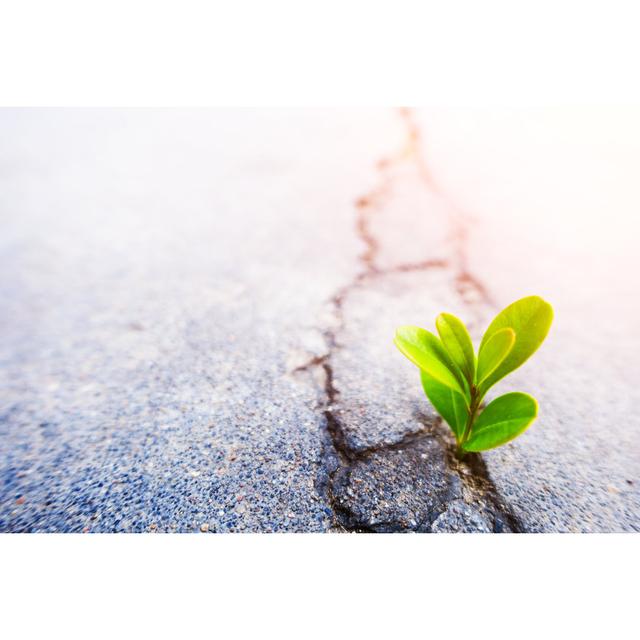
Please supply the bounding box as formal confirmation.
[0,109,401,532]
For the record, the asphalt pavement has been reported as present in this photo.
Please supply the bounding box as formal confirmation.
[1,108,638,531]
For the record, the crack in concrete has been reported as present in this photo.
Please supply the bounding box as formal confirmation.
[296,107,523,533]
[410,410,524,532]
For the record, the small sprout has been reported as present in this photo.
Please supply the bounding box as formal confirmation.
[395,295,553,457]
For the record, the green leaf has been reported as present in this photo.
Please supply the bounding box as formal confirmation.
[476,327,515,389]
[462,392,538,452]
[436,312,476,386]
[394,326,467,396]
[420,371,468,439]
[478,296,553,391]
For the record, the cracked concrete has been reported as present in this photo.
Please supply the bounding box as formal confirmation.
[1,108,639,532]
[294,110,523,532]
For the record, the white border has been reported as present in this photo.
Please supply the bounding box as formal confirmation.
[1,534,637,638]
[1,0,639,105]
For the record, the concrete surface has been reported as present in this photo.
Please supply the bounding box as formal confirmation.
[1,108,638,532]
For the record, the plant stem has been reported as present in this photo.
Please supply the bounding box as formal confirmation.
[457,386,480,458]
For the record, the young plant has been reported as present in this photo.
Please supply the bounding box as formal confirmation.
[394,295,553,457]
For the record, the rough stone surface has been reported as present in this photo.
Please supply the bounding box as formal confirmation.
[331,437,462,532]
[1,107,639,532]
[430,501,492,533]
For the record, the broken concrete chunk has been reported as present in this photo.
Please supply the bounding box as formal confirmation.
[330,436,463,532]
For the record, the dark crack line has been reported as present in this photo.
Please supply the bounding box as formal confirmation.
[462,453,525,533]
[397,107,496,320]
[298,107,522,533]
[346,426,435,462]
[292,354,328,373]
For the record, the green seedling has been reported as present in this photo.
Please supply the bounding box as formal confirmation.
[394,295,553,457]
